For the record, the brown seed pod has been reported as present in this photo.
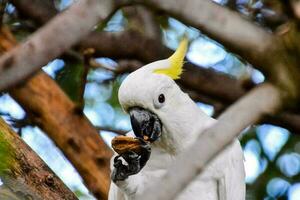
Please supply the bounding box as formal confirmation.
[111,136,144,154]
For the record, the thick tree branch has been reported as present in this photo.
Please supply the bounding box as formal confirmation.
[139,83,282,200]
[264,112,300,134]
[138,0,300,100]
[9,0,57,25]
[78,30,246,103]
[0,26,113,200]
[0,0,114,91]
[9,0,300,134]
[82,30,300,133]
[6,0,253,103]
[123,6,161,40]
[10,73,113,200]
[135,0,276,69]
[0,117,78,200]
[10,0,239,99]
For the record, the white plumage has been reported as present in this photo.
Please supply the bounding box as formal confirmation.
[108,52,245,200]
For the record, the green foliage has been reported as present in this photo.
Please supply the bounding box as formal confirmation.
[106,78,122,109]
[0,130,13,175]
[55,60,85,104]
[242,127,300,200]
[157,15,169,29]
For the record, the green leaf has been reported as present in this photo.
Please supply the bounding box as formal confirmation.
[55,60,85,104]
[106,78,122,109]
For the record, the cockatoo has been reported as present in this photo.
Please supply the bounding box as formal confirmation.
[108,38,245,200]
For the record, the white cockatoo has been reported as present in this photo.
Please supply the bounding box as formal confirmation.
[108,38,245,200]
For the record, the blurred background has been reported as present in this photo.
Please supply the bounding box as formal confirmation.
[0,0,300,199]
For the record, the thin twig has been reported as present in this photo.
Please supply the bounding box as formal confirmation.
[89,58,117,72]
[95,126,126,135]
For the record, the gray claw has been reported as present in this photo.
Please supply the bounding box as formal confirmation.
[112,142,151,182]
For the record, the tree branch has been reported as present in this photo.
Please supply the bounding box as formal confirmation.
[82,30,300,134]
[6,0,257,103]
[78,30,247,103]
[95,126,126,136]
[0,0,114,91]
[0,26,113,200]
[0,117,78,200]
[123,5,161,40]
[137,0,300,100]
[10,74,113,199]
[138,83,282,200]
[9,0,57,25]
[9,0,300,133]
[135,0,276,69]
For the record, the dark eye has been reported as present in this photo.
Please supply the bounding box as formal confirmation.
[158,94,165,103]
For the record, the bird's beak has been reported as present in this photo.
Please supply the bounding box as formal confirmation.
[129,107,162,142]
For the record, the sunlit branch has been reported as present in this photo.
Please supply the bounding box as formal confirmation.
[0,0,114,91]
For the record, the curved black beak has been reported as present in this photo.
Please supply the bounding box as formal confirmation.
[129,107,162,142]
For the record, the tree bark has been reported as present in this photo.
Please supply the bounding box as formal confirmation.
[0,26,113,200]
[0,117,78,200]
[10,73,113,200]
[0,0,114,91]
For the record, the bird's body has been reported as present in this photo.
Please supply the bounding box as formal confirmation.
[108,38,245,200]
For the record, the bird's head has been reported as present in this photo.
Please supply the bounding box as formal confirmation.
[118,38,203,153]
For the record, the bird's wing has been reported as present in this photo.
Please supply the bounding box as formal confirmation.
[216,140,245,200]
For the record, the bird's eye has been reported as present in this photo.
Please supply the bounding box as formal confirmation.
[158,94,165,103]
[154,91,166,109]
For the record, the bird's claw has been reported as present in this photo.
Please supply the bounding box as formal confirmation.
[111,140,151,182]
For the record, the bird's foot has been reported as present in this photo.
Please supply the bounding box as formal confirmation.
[111,139,151,182]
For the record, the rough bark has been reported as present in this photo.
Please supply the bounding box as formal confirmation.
[0,0,114,91]
[139,83,282,200]
[0,26,112,200]
[10,73,113,200]
[0,117,78,200]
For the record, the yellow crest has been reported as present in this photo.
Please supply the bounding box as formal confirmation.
[154,37,188,80]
